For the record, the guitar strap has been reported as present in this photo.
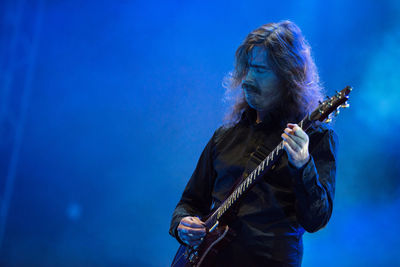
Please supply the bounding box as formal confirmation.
[224,142,274,218]
[244,143,272,179]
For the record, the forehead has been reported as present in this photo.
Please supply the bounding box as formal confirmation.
[248,46,269,66]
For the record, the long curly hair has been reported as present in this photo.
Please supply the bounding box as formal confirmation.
[224,20,324,125]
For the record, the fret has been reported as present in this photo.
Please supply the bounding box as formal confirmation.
[241,180,246,192]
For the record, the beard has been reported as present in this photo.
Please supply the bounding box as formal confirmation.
[244,89,282,112]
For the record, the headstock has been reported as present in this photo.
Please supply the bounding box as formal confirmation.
[310,86,352,123]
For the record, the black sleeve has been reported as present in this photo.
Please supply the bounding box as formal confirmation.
[169,130,218,244]
[288,128,338,233]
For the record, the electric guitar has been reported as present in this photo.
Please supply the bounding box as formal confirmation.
[171,86,352,267]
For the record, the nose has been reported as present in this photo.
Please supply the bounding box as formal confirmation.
[243,69,256,86]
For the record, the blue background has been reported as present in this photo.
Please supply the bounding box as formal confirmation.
[1,0,400,266]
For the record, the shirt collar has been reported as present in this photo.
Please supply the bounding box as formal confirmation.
[240,106,294,130]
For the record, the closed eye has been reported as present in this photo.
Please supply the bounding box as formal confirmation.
[255,68,268,73]
[249,64,271,73]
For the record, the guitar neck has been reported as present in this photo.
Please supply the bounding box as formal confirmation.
[204,116,313,231]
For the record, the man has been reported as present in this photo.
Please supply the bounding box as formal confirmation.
[169,20,337,266]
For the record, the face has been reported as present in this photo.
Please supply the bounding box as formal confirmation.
[242,46,281,111]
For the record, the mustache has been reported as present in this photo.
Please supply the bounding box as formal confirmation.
[242,82,259,94]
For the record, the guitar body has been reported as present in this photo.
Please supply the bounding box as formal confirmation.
[171,225,233,267]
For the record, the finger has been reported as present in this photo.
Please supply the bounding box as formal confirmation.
[178,228,204,238]
[179,233,203,247]
[177,234,205,244]
[178,225,206,235]
[178,228,206,241]
[293,127,308,140]
[178,232,204,246]
[284,129,304,147]
[181,217,206,228]
[281,133,300,152]
[178,234,204,247]
[284,127,297,137]
[283,140,297,158]
[287,124,308,140]
[191,217,206,225]
[179,221,204,229]
[179,233,204,243]
[180,220,206,229]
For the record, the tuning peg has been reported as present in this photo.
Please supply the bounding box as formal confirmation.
[341,102,350,108]
[323,96,333,106]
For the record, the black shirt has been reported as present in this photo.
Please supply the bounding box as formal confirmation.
[169,108,338,266]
